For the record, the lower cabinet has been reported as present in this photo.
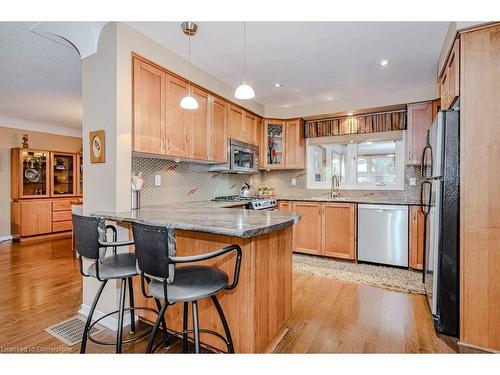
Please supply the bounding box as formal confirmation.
[286,201,357,260]
[322,203,356,260]
[409,205,425,270]
[291,202,322,255]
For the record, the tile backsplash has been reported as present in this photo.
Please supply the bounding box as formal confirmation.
[133,156,421,206]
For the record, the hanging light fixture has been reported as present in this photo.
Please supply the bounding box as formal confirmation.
[180,22,198,110]
[235,22,255,100]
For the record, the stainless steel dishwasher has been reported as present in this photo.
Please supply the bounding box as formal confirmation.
[357,204,408,267]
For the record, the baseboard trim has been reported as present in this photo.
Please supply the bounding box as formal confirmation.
[458,340,499,353]
[78,303,136,332]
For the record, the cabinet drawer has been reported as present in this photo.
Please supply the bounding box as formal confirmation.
[52,200,72,211]
[52,210,72,222]
[52,220,73,232]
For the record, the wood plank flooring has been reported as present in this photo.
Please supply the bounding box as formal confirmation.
[0,238,469,353]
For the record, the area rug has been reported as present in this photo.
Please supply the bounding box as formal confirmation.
[293,254,425,294]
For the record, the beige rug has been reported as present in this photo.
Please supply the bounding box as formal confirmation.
[293,254,425,294]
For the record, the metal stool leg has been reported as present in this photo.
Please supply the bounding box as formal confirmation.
[128,278,136,334]
[192,301,200,353]
[211,295,235,353]
[80,280,107,353]
[147,301,168,353]
[116,278,127,353]
[183,302,189,353]
[153,298,168,346]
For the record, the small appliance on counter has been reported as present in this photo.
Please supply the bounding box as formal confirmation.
[239,183,252,198]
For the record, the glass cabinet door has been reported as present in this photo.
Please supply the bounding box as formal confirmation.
[51,153,76,196]
[77,154,83,196]
[21,150,49,197]
[265,121,284,167]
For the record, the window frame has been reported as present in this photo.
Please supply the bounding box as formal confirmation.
[306,130,406,191]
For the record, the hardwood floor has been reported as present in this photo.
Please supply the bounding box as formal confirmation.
[0,238,468,353]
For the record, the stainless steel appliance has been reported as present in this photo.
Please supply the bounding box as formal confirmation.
[420,109,460,337]
[213,195,277,211]
[357,204,409,267]
[209,139,259,174]
[239,183,252,198]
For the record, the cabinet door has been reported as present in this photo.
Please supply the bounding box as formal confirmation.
[12,148,50,199]
[322,203,356,259]
[133,58,165,154]
[210,96,228,163]
[407,101,433,165]
[190,88,210,161]
[20,200,52,236]
[256,118,265,168]
[243,111,257,144]
[264,120,285,169]
[165,75,191,158]
[284,119,305,169]
[409,206,425,270]
[228,105,244,141]
[292,202,322,255]
[278,201,293,212]
[440,70,450,110]
[51,152,76,197]
[446,38,460,108]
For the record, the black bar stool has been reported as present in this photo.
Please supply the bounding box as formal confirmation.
[130,222,242,354]
[72,214,168,353]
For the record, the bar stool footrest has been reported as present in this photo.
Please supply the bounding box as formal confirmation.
[152,327,231,353]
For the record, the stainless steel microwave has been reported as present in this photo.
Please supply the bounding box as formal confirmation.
[209,139,259,174]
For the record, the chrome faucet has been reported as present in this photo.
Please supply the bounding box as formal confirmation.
[330,175,341,199]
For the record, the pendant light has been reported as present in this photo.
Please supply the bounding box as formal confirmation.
[180,22,198,110]
[235,22,255,100]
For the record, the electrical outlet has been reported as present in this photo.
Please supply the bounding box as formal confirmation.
[291,178,297,186]
[409,177,417,187]
[154,175,162,186]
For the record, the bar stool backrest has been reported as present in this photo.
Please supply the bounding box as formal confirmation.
[72,214,107,260]
[131,222,176,283]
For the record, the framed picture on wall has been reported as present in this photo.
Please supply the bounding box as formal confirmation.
[89,130,105,163]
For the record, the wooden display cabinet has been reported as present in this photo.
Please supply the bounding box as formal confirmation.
[50,152,77,197]
[11,148,50,199]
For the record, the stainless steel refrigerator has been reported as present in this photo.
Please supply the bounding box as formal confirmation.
[420,109,460,337]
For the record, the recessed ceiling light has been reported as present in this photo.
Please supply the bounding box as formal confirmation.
[379,59,389,67]
[274,83,282,88]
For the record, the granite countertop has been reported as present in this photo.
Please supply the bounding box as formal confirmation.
[275,196,420,206]
[93,202,299,238]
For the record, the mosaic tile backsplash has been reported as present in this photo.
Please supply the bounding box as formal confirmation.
[133,156,421,207]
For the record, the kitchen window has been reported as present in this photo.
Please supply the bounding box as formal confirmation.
[307,131,405,190]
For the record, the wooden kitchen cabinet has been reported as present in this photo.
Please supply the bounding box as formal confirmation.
[409,206,425,270]
[165,75,191,158]
[12,200,52,237]
[263,119,285,169]
[440,38,460,110]
[406,101,433,165]
[243,111,257,145]
[132,58,166,155]
[322,203,356,260]
[190,87,210,160]
[278,200,293,212]
[291,202,322,255]
[227,105,244,142]
[284,119,305,169]
[209,96,228,162]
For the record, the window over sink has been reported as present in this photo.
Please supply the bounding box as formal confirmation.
[306,131,405,190]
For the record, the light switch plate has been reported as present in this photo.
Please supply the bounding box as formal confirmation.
[409,177,417,186]
[291,178,297,186]
[154,175,162,186]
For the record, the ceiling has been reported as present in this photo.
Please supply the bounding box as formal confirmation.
[128,22,449,109]
[0,22,82,128]
[0,22,449,130]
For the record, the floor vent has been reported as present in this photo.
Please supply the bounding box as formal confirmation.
[44,315,105,346]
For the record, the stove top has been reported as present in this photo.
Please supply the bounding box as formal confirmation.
[213,195,277,210]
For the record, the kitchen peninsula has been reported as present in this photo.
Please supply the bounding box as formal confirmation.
[94,201,300,353]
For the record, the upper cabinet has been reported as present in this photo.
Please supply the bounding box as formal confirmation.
[228,105,244,142]
[11,148,50,199]
[132,58,166,155]
[406,101,433,165]
[190,87,210,160]
[440,38,460,110]
[165,75,191,158]
[51,152,76,197]
[209,96,228,163]
[263,120,285,169]
[284,119,305,169]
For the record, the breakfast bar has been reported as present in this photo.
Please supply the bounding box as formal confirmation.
[94,202,300,353]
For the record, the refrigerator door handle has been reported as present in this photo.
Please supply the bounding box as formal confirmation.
[421,145,433,179]
[420,180,432,216]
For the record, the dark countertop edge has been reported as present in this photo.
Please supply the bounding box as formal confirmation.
[274,197,420,206]
[91,212,299,239]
